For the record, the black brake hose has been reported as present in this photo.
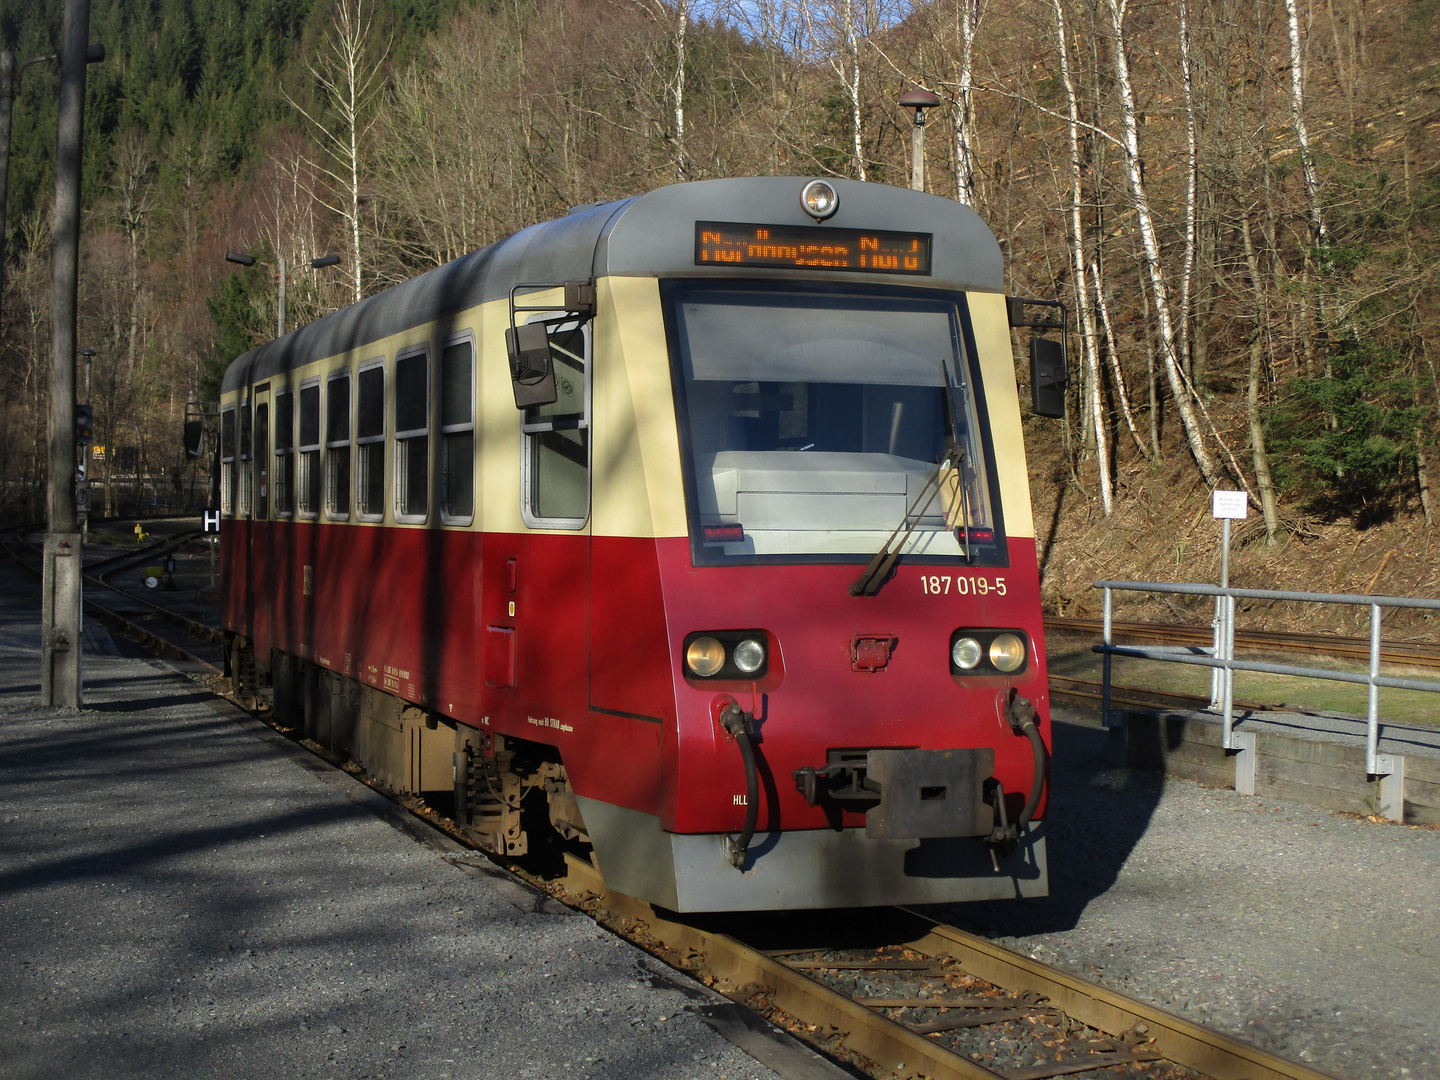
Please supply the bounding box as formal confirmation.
[1015,713,1048,831]
[721,706,760,869]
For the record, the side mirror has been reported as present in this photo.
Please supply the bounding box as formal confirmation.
[1030,337,1068,419]
[506,322,558,409]
[183,419,205,459]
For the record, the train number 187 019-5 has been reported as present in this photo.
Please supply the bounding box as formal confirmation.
[921,574,1007,596]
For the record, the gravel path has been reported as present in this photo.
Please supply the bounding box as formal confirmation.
[931,704,1440,1080]
[0,591,791,1080]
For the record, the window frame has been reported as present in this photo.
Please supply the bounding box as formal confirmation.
[238,399,253,518]
[439,331,476,527]
[355,357,387,523]
[660,278,1009,568]
[520,316,592,531]
[220,404,237,516]
[393,343,431,526]
[273,389,295,519]
[296,376,323,520]
[325,368,353,521]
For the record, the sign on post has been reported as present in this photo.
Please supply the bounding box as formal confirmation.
[1211,489,1248,520]
[203,510,221,533]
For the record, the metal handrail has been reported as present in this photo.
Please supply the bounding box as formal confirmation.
[1092,580,1440,776]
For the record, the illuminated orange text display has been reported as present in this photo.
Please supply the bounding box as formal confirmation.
[695,221,933,275]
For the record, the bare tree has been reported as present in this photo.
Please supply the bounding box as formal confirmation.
[285,0,389,302]
[1102,0,1225,491]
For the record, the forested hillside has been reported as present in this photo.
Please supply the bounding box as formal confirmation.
[1,0,1436,606]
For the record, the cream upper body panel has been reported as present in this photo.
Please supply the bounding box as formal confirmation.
[967,291,1035,541]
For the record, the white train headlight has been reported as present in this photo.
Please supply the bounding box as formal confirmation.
[800,180,838,220]
[733,638,766,674]
[951,637,982,670]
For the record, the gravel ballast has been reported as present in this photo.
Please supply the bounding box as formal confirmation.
[932,704,1440,1080]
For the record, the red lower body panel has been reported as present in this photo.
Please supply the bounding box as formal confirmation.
[223,525,1048,838]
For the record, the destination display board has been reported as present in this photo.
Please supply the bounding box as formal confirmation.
[695,221,933,275]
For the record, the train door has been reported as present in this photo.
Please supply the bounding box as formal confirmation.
[248,383,272,658]
[487,318,593,716]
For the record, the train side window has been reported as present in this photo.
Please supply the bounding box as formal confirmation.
[274,390,294,517]
[297,380,321,517]
[440,336,474,524]
[326,371,351,519]
[220,405,236,516]
[395,346,429,523]
[521,320,590,528]
[254,403,270,519]
[356,361,385,521]
[239,400,253,517]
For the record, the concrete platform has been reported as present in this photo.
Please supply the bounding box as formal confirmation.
[1112,704,1440,825]
[0,595,842,1080]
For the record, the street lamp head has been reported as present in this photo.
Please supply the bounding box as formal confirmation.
[79,347,97,358]
[225,250,257,267]
[899,87,942,126]
[310,255,341,269]
[899,88,942,110]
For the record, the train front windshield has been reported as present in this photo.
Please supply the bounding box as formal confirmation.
[665,282,1002,565]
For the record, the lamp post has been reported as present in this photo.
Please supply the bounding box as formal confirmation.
[899,88,942,193]
[225,251,341,338]
[41,0,102,709]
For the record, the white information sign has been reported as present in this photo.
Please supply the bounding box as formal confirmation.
[1211,489,1248,520]
[203,510,221,533]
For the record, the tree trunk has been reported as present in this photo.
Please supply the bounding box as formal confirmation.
[1103,0,1224,489]
[1240,215,1280,541]
[1091,259,1150,460]
[954,0,983,206]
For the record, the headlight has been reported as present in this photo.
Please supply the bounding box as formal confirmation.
[989,633,1026,673]
[733,638,765,674]
[686,636,725,677]
[800,179,838,220]
[951,637,982,670]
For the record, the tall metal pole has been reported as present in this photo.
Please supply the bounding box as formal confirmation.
[910,117,924,192]
[277,255,286,337]
[41,0,91,709]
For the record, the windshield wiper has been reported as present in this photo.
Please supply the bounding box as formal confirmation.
[850,444,964,597]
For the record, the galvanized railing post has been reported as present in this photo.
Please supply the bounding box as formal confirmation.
[1367,603,1382,775]
[1102,586,1114,728]
[1221,591,1237,749]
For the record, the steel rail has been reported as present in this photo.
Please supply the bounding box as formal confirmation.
[0,529,219,671]
[1046,673,1325,717]
[1046,616,1440,672]
[559,854,1337,1080]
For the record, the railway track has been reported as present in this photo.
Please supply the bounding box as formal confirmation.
[545,856,1334,1080]
[0,522,223,670]
[0,538,1340,1080]
[1045,617,1440,672]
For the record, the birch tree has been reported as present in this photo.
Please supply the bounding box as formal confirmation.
[1102,0,1225,491]
[1050,0,1110,512]
[285,0,388,303]
[953,0,984,206]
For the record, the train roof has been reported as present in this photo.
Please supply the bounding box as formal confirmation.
[221,177,1004,395]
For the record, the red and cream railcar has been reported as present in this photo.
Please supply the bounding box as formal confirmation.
[218,177,1058,911]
